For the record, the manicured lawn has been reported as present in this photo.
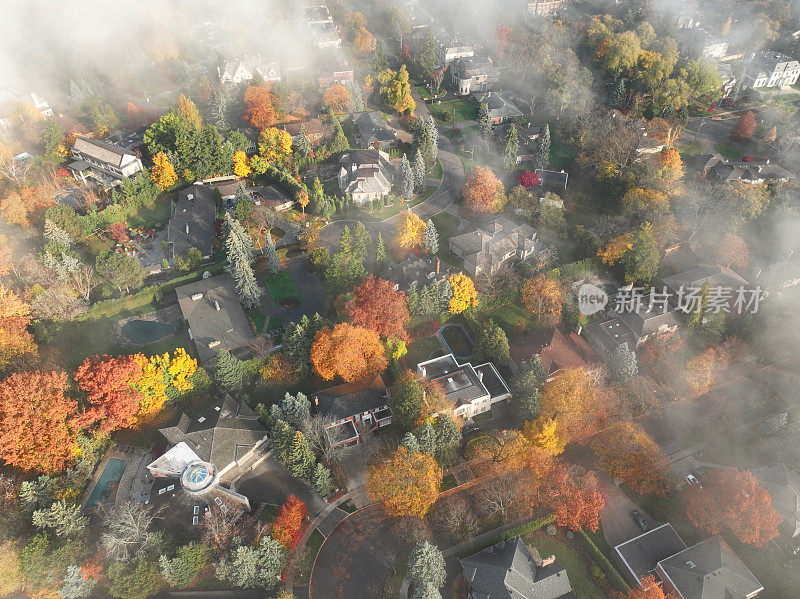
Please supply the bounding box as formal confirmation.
[403,335,444,369]
[478,303,542,339]
[526,533,605,599]
[430,211,462,267]
[677,140,703,157]
[472,411,493,422]
[441,473,457,491]
[549,139,577,170]
[246,307,267,333]
[430,160,443,179]
[339,499,357,513]
[294,529,326,586]
[129,195,172,229]
[264,271,302,304]
[259,503,281,524]
[714,141,745,160]
[429,99,478,123]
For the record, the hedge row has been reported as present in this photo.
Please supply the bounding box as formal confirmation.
[576,529,631,593]
[457,514,556,558]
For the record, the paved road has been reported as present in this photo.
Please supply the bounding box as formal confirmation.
[597,472,656,549]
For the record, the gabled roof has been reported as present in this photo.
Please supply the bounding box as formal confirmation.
[473,91,524,120]
[461,537,575,599]
[73,136,135,167]
[452,55,497,78]
[657,537,763,599]
[755,463,800,538]
[313,375,388,421]
[662,264,749,293]
[158,395,266,470]
[352,112,397,147]
[449,216,538,268]
[614,524,688,585]
[168,184,217,258]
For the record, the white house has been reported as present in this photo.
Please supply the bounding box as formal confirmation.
[745,51,800,89]
[68,137,143,187]
[218,57,281,85]
[338,150,395,203]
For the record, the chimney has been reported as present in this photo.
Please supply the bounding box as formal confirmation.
[436,258,440,274]
[191,292,203,301]
[314,395,319,406]
[185,223,190,235]
[420,366,426,377]
[541,555,556,567]
[214,300,221,311]
[477,370,483,382]
[217,65,221,78]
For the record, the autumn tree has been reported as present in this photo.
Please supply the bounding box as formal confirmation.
[132,349,197,421]
[390,370,425,432]
[686,345,729,397]
[75,354,143,433]
[366,447,440,517]
[323,84,351,113]
[271,495,307,551]
[593,422,670,496]
[657,148,684,184]
[540,367,604,445]
[396,210,426,249]
[716,233,751,268]
[731,111,756,140]
[524,415,566,456]
[625,575,678,599]
[521,275,562,327]
[0,371,79,472]
[233,151,251,178]
[685,467,781,546]
[151,152,177,190]
[447,272,478,314]
[622,222,660,284]
[243,85,278,130]
[346,276,411,341]
[258,127,293,167]
[378,65,416,114]
[462,167,505,214]
[548,464,606,532]
[310,324,388,382]
[0,285,37,371]
[353,27,377,55]
[178,94,202,130]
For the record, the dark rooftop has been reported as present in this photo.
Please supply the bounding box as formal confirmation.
[614,524,688,585]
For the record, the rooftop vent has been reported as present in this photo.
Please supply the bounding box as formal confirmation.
[191,292,203,301]
[687,560,696,569]
[214,300,221,311]
[185,223,190,235]
[208,340,221,349]
[187,193,194,200]
[197,416,206,423]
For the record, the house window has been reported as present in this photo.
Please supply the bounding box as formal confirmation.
[192,516,199,525]
[193,505,200,515]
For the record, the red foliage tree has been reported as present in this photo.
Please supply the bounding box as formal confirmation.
[731,111,756,140]
[0,371,80,472]
[271,494,307,551]
[242,85,278,131]
[346,276,411,342]
[685,467,781,546]
[517,170,541,188]
[75,354,143,433]
[625,575,679,599]
[107,222,129,244]
[548,464,606,532]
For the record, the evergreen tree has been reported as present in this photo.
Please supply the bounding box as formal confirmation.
[347,81,365,112]
[310,463,334,497]
[415,422,437,456]
[412,583,443,599]
[426,116,438,165]
[373,40,389,74]
[418,32,438,75]
[401,432,421,452]
[209,87,232,130]
[412,148,426,192]
[295,124,312,159]
[407,287,419,316]
[375,232,387,272]
[608,342,638,382]
[43,219,72,247]
[270,392,311,428]
[475,319,510,366]
[478,103,493,139]
[433,415,461,464]
[264,229,281,274]
[215,538,287,590]
[286,431,315,478]
[610,78,626,108]
[272,420,296,462]
[422,218,438,255]
[439,279,452,312]
[329,114,349,153]
[408,541,446,589]
[214,349,247,395]
[60,565,97,599]
[504,124,519,168]
[283,314,324,376]
[225,214,263,308]
[399,154,415,198]
[537,124,551,170]
[510,356,544,423]
[31,500,87,538]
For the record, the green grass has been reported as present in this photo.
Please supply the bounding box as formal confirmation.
[430,160,443,179]
[441,473,457,491]
[430,211,462,267]
[714,141,746,160]
[129,195,172,229]
[339,499,357,513]
[677,140,703,157]
[246,307,267,333]
[259,503,281,524]
[294,529,325,586]
[402,335,444,370]
[429,98,478,122]
[549,139,577,170]
[264,271,301,304]
[478,303,542,339]
[528,533,605,599]
[354,186,438,222]
[473,410,493,422]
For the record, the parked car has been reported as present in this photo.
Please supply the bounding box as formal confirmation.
[686,474,700,486]
[631,509,649,532]
[742,156,755,162]
[226,198,233,209]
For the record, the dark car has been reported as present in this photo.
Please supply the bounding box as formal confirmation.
[631,509,650,532]
[225,197,233,209]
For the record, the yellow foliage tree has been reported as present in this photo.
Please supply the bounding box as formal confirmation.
[132,348,198,420]
[524,415,566,456]
[178,93,202,130]
[258,127,293,167]
[353,27,377,55]
[151,152,177,190]
[366,447,440,517]
[447,272,478,314]
[597,233,634,265]
[233,151,252,178]
[378,66,416,114]
[395,210,426,249]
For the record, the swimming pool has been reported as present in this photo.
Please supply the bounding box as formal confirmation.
[85,458,128,509]
[439,324,475,359]
[120,319,176,344]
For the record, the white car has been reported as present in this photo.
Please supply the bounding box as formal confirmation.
[686,474,700,485]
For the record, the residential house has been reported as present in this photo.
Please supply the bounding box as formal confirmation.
[512,123,546,163]
[68,136,143,187]
[218,57,281,85]
[449,216,539,277]
[302,4,333,25]
[213,179,247,201]
[717,62,737,98]
[472,90,524,124]
[284,119,327,146]
[311,22,342,49]
[461,537,575,599]
[658,537,763,599]
[0,91,53,134]
[676,27,729,59]
[755,463,800,542]
[417,353,511,419]
[702,154,795,185]
[527,0,567,15]
[434,29,476,67]
[167,184,217,261]
[534,169,569,193]
[312,375,392,449]
[103,127,147,154]
[662,263,758,314]
[588,303,681,358]
[338,150,395,203]
[175,274,255,365]
[451,55,498,95]
[635,133,666,157]
[384,256,453,292]
[745,50,800,89]
[614,526,764,599]
[317,54,355,88]
[751,248,800,290]
[351,111,398,149]
[510,328,600,380]
[256,185,294,211]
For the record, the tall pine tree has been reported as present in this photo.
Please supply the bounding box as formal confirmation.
[295,123,312,159]
[225,214,263,308]
[423,219,438,255]
[504,124,519,168]
[214,349,247,394]
[478,103,493,139]
[375,232,387,272]
[264,229,280,275]
[610,78,626,109]
[399,155,415,198]
[537,124,551,170]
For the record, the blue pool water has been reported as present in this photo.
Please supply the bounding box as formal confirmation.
[85,458,128,509]
[120,319,176,344]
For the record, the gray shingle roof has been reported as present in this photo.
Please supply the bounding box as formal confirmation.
[168,184,217,259]
[312,375,388,422]
[461,537,575,599]
[449,216,538,272]
[352,112,397,148]
[72,136,133,167]
[614,524,688,585]
[472,91,524,120]
[755,463,800,538]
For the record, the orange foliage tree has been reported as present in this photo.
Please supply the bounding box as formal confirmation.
[686,346,730,397]
[548,463,606,532]
[310,324,388,382]
[597,233,634,265]
[346,276,411,341]
[0,371,80,472]
[625,575,679,599]
[540,367,605,445]
[75,354,143,433]
[0,192,29,226]
[592,422,670,497]
[323,84,351,112]
[271,495,307,551]
[731,111,756,139]
[243,85,278,131]
[657,148,684,183]
[354,27,377,55]
[716,233,751,269]
[685,467,781,546]
[622,188,670,212]
[151,152,178,190]
[366,447,440,517]
[520,274,562,327]
[462,166,505,214]
[0,285,37,371]
[447,272,478,314]
[178,93,202,130]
